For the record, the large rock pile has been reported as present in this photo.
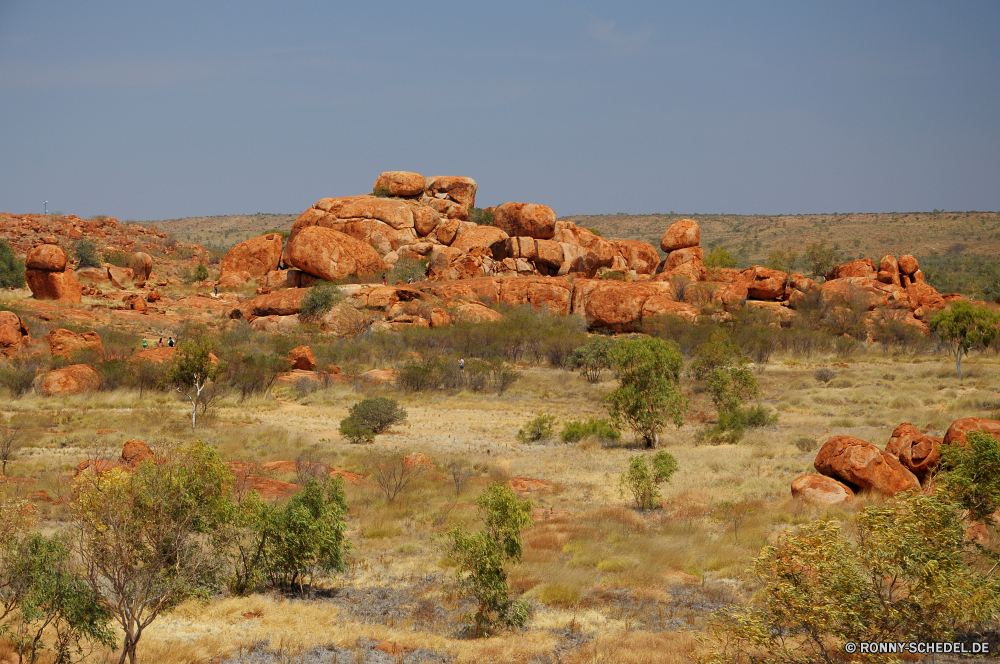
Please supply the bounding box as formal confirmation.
[792,417,1000,505]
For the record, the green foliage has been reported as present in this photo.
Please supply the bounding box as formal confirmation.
[0,239,26,289]
[764,249,797,273]
[166,340,226,429]
[388,257,428,284]
[929,301,1000,379]
[1,533,116,664]
[339,397,406,444]
[71,441,234,664]
[193,263,209,281]
[606,337,687,447]
[803,241,841,280]
[618,451,678,510]
[516,413,557,444]
[568,335,615,383]
[103,249,142,272]
[300,281,344,320]
[224,352,286,400]
[793,437,818,453]
[468,206,495,226]
[95,358,136,391]
[938,430,1000,522]
[71,239,102,269]
[373,185,392,198]
[398,357,519,395]
[263,228,290,241]
[262,478,350,594]
[560,418,620,444]
[447,482,533,635]
[705,491,1000,664]
[587,227,603,237]
[0,358,40,397]
[704,246,737,269]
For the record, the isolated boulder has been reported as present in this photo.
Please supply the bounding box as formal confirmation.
[814,435,920,495]
[287,345,316,371]
[791,474,855,506]
[374,171,425,197]
[884,422,941,484]
[660,219,700,252]
[134,252,154,280]
[33,364,101,396]
[0,311,29,358]
[25,243,68,271]
[220,233,283,278]
[231,288,310,320]
[45,329,103,359]
[898,254,919,275]
[493,203,557,240]
[286,226,384,282]
[25,244,82,303]
[943,417,1000,447]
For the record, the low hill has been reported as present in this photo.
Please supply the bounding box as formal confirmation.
[146,213,296,251]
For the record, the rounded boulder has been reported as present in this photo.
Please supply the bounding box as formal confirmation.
[493,203,557,240]
[660,219,700,252]
[791,474,855,506]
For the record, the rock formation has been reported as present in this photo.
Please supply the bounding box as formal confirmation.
[25,243,82,303]
[33,364,101,396]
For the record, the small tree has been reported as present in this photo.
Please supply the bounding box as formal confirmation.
[605,337,687,448]
[619,451,678,510]
[691,331,771,443]
[0,240,26,289]
[704,246,737,269]
[71,441,234,664]
[567,335,615,383]
[0,416,22,475]
[804,241,841,280]
[448,458,474,496]
[339,397,407,444]
[937,429,1000,522]
[447,482,533,635]
[929,301,1000,380]
[72,239,102,269]
[166,340,225,430]
[300,281,343,321]
[515,413,557,444]
[363,450,427,504]
[193,263,209,281]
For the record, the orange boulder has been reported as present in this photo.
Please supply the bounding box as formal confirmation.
[286,227,384,282]
[120,440,154,467]
[493,202,557,240]
[833,258,876,279]
[231,288,310,320]
[220,233,283,278]
[0,311,30,358]
[611,239,661,274]
[878,255,901,286]
[45,328,103,359]
[814,435,919,495]
[451,225,509,254]
[660,219,700,252]
[374,171,425,197]
[884,422,941,484]
[746,267,788,301]
[943,417,1000,447]
[571,279,676,332]
[791,474,855,506]
[287,345,316,371]
[33,364,101,396]
[25,243,68,271]
[498,276,573,315]
[423,176,478,209]
[898,254,919,275]
[26,267,82,303]
[904,282,946,313]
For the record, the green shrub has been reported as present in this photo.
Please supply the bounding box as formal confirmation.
[793,437,818,453]
[598,270,626,281]
[567,335,615,383]
[516,413,556,444]
[813,367,835,383]
[193,264,209,281]
[560,418,620,444]
[96,358,136,391]
[300,281,343,320]
[704,246,737,269]
[0,240,26,289]
[72,239,102,269]
[0,359,39,397]
[619,451,678,510]
[339,397,406,443]
[468,206,494,226]
[388,258,428,284]
[606,337,686,447]
[398,361,436,392]
[339,418,374,445]
[373,185,392,198]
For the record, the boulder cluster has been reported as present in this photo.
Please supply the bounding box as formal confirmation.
[792,417,1000,506]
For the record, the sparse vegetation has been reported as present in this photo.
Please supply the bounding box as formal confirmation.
[299,281,344,320]
[618,451,678,510]
[515,413,557,444]
[72,239,102,268]
[0,239,26,289]
[606,337,686,447]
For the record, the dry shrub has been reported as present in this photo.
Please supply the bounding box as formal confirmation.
[584,506,648,533]
[563,631,698,664]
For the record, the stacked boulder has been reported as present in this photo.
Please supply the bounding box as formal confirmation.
[24,242,82,303]
[792,417,1000,506]
[217,233,284,289]
[657,219,705,282]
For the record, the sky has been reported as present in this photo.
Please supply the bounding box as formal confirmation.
[1,1,998,221]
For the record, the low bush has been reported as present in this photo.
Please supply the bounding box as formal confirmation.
[95,358,136,391]
[0,359,39,397]
[560,418,620,444]
[339,397,406,445]
[813,367,835,383]
[619,451,678,510]
[567,335,615,383]
[373,185,392,198]
[388,258,428,284]
[516,413,556,444]
[793,437,818,453]
[72,239,102,268]
[300,281,343,321]
[468,206,494,226]
[0,239,26,289]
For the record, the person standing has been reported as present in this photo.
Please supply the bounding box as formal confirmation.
[381,273,387,285]
[158,338,163,347]
[459,358,465,371]
[141,338,148,350]
[214,283,218,296]
[168,337,175,348]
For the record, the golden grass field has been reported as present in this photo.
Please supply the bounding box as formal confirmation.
[5,334,999,663]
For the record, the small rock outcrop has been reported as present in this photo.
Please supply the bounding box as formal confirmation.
[45,328,104,359]
[25,243,82,303]
[814,435,920,495]
[33,364,101,396]
[0,311,30,358]
[791,474,855,506]
[220,233,283,279]
[884,422,941,484]
[287,345,316,370]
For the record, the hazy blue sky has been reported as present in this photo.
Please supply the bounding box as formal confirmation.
[1,2,998,220]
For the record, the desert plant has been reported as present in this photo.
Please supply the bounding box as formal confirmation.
[606,337,687,447]
[0,417,22,476]
[448,458,474,496]
[193,263,209,281]
[937,429,1000,522]
[339,418,373,445]
[363,450,427,504]
[446,482,533,635]
[468,206,494,226]
[619,451,678,510]
[567,335,615,383]
[72,239,102,269]
[803,241,842,280]
[166,340,226,430]
[515,413,557,444]
[300,281,344,321]
[343,397,407,435]
[560,418,620,444]
[373,185,392,198]
[0,239,26,289]
[0,358,40,397]
[388,257,428,284]
[929,301,1000,380]
[813,367,835,383]
[71,441,234,664]
[793,437,818,453]
[704,245,737,269]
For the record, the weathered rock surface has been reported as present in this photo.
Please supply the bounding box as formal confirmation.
[45,328,103,359]
[451,226,508,254]
[374,171,425,197]
[814,435,920,495]
[0,311,30,358]
[493,203,557,240]
[898,254,919,275]
[943,417,1000,447]
[660,219,700,252]
[571,280,681,331]
[791,474,855,505]
[832,258,876,280]
[498,276,573,315]
[287,345,316,370]
[25,244,82,302]
[25,243,68,271]
[286,227,385,281]
[423,176,477,210]
[884,422,941,484]
[746,267,788,301]
[611,240,661,274]
[33,364,101,396]
[220,234,283,278]
[231,288,310,320]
